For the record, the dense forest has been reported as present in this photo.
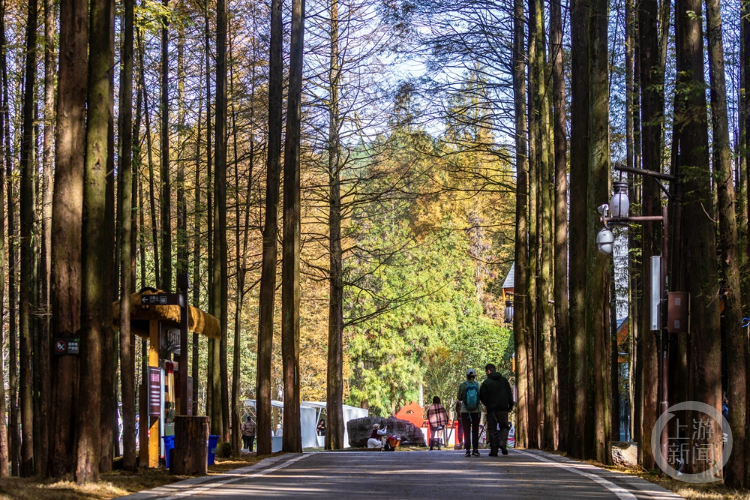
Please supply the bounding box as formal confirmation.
[0,0,747,486]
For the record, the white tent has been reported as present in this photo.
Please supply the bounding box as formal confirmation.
[244,400,368,450]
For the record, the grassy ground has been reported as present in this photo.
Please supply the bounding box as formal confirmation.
[0,453,270,500]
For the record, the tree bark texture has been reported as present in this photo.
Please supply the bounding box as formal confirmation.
[282,0,305,453]
[214,0,230,443]
[706,0,743,484]
[675,0,723,476]
[551,0,568,452]
[19,0,38,476]
[119,0,137,472]
[526,0,539,449]
[160,0,172,291]
[637,0,662,470]
[567,0,589,460]
[99,1,116,471]
[49,0,87,477]
[512,0,529,448]
[256,0,283,455]
[586,0,610,462]
[77,0,112,481]
[325,0,345,451]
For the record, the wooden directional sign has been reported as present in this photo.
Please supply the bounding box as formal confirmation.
[140,293,184,307]
[52,335,80,356]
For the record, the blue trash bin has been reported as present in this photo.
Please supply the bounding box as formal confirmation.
[208,434,220,466]
[162,435,175,469]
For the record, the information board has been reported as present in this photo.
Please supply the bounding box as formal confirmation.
[148,367,161,417]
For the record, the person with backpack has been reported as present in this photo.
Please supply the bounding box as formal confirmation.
[457,368,482,457]
[479,363,513,456]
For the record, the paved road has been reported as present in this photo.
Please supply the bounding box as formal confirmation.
[122,449,684,500]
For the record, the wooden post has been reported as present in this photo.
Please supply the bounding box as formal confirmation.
[171,416,209,475]
[138,385,148,467]
[149,319,160,468]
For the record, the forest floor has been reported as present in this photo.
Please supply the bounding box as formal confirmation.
[0,453,270,500]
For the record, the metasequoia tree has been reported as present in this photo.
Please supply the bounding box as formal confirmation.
[118,0,137,472]
[18,0,38,476]
[213,0,230,442]
[512,0,528,449]
[675,0,722,475]
[638,0,662,470]
[550,0,567,451]
[585,0,610,462]
[0,0,8,475]
[567,0,588,460]
[256,0,284,455]
[161,0,172,291]
[705,0,744,485]
[77,0,113,481]
[50,0,87,478]
[281,0,305,453]
[325,0,344,451]
[38,0,55,476]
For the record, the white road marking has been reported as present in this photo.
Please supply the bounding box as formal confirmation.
[161,453,311,499]
[514,450,638,500]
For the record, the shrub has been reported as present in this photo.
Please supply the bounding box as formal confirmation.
[216,441,232,458]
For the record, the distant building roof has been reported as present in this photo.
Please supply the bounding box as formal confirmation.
[502,263,515,290]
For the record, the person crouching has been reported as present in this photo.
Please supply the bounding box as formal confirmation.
[367,423,387,448]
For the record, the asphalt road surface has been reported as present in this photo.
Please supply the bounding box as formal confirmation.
[121,449,684,500]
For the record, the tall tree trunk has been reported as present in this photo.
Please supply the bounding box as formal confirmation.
[326,0,344,451]
[160,0,172,291]
[140,39,160,286]
[567,0,589,460]
[706,0,744,485]
[0,0,9,474]
[533,0,556,450]
[36,0,55,476]
[204,2,215,423]
[77,0,112,481]
[637,0,662,470]
[282,0,305,453]
[213,0,230,443]
[526,0,539,449]
[192,52,203,417]
[551,0,568,451]
[586,0,610,462]
[99,0,116,471]
[743,0,750,278]
[50,0,87,478]
[675,0,722,476]
[256,0,284,455]
[119,0,137,472]
[625,0,638,445]
[512,0,529,448]
[19,0,38,477]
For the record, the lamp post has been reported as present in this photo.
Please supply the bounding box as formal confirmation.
[597,162,675,465]
[504,294,514,324]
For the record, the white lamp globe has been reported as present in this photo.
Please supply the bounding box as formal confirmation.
[610,181,630,218]
[596,228,615,254]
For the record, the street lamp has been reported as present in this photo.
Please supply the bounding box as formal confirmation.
[610,181,630,217]
[504,298,514,324]
[597,204,615,254]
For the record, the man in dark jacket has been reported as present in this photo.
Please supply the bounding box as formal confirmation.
[479,363,513,456]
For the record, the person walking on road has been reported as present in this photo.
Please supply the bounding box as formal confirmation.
[479,363,513,456]
[458,368,482,457]
[242,416,256,452]
[427,396,449,450]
